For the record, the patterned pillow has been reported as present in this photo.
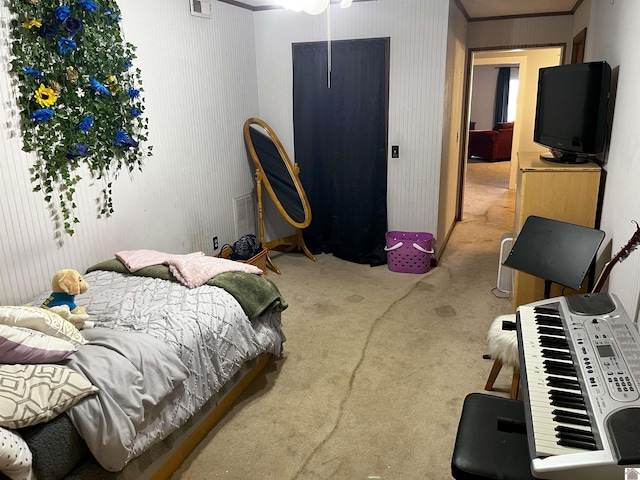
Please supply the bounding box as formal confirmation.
[0,306,86,346]
[0,325,78,364]
[0,364,98,429]
[0,426,33,480]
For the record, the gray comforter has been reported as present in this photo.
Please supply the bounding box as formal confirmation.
[30,269,285,472]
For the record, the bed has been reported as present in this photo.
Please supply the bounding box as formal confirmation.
[0,254,287,480]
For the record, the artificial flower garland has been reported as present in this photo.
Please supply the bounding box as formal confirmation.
[7,0,151,236]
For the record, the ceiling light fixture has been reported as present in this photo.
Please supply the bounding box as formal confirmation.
[276,0,353,88]
[277,0,352,15]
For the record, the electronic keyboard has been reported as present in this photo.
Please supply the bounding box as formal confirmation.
[517,293,640,479]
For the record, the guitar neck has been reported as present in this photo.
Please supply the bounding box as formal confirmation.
[592,222,640,293]
[592,260,614,293]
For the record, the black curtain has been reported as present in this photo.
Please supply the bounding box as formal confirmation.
[493,67,510,125]
[293,38,388,266]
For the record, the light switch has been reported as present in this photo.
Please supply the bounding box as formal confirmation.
[391,145,399,158]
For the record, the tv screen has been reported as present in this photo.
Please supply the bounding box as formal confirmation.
[534,61,611,164]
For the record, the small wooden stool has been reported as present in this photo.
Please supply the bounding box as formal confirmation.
[484,314,520,399]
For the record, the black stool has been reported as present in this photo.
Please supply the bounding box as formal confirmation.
[451,393,537,480]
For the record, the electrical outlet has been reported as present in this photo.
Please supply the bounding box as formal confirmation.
[213,236,219,250]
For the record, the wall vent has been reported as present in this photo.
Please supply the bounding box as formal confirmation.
[497,233,514,293]
[190,0,212,18]
[233,192,257,240]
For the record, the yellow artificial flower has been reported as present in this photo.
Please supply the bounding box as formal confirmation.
[28,0,40,4]
[107,75,120,94]
[34,84,57,107]
[65,66,79,83]
[23,18,42,29]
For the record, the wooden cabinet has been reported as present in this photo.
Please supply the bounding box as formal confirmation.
[511,152,602,310]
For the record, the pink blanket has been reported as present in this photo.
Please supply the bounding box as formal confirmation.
[115,250,262,288]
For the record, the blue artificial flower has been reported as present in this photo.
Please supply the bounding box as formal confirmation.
[114,129,138,148]
[130,107,141,117]
[39,22,57,38]
[31,109,55,122]
[55,6,70,21]
[66,143,89,159]
[89,78,111,96]
[103,9,121,24]
[22,66,42,79]
[78,115,93,133]
[58,37,77,55]
[127,88,140,99]
[123,58,132,69]
[78,0,99,12]
[63,17,83,36]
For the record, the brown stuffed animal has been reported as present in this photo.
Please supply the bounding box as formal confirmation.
[42,269,94,329]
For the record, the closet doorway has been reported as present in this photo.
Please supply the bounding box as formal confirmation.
[292,38,390,265]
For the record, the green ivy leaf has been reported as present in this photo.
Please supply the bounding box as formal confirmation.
[7,0,152,237]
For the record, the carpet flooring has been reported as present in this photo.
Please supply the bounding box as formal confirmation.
[172,160,515,479]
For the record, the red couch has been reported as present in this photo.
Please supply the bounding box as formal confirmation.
[468,122,514,161]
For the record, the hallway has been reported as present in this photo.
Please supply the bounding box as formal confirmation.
[464,159,513,219]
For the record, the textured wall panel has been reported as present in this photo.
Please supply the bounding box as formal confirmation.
[587,0,640,320]
[253,0,450,240]
[0,1,260,304]
[468,15,574,61]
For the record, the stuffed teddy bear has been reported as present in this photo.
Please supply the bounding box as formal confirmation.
[41,269,94,329]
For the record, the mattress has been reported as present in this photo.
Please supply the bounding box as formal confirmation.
[16,267,286,477]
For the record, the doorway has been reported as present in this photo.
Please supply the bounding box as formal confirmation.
[461,47,564,220]
[292,38,390,265]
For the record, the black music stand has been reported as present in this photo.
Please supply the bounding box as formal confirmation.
[503,216,605,298]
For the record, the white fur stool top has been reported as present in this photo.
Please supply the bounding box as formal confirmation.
[487,313,519,367]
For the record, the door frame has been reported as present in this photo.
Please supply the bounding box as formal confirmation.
[456,44,566,222]
[291,37,391,262]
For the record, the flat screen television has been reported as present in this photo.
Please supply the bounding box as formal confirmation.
[533,61,611,164]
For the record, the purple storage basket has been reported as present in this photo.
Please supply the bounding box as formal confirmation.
[385,231,434,274]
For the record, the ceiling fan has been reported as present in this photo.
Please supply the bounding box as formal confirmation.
[277,0,352,15]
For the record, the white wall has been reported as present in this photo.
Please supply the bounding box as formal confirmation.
[0,1,260,304]
[585,0,640,319]
[252,0,449,240]
[467,15,574,63]
[469,65,498,130]
[572,0,590,42]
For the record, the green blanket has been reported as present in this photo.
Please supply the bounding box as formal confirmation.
[86,259,288,320]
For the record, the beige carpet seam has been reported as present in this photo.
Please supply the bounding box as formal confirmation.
[291,279,425,479]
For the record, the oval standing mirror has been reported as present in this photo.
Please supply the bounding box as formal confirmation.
[243,117,316,273]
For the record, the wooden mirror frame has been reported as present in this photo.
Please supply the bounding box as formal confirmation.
[243,117,316,274]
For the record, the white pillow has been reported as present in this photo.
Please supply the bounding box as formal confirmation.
[0,364,98,429]
[0,306,86,346]
[0,325,78,364]
[0,427,33,480]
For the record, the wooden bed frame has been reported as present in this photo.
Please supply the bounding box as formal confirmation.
[70,353,274,480]
[143,353,272,479]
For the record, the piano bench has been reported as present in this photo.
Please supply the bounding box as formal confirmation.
[451,393,536,480]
